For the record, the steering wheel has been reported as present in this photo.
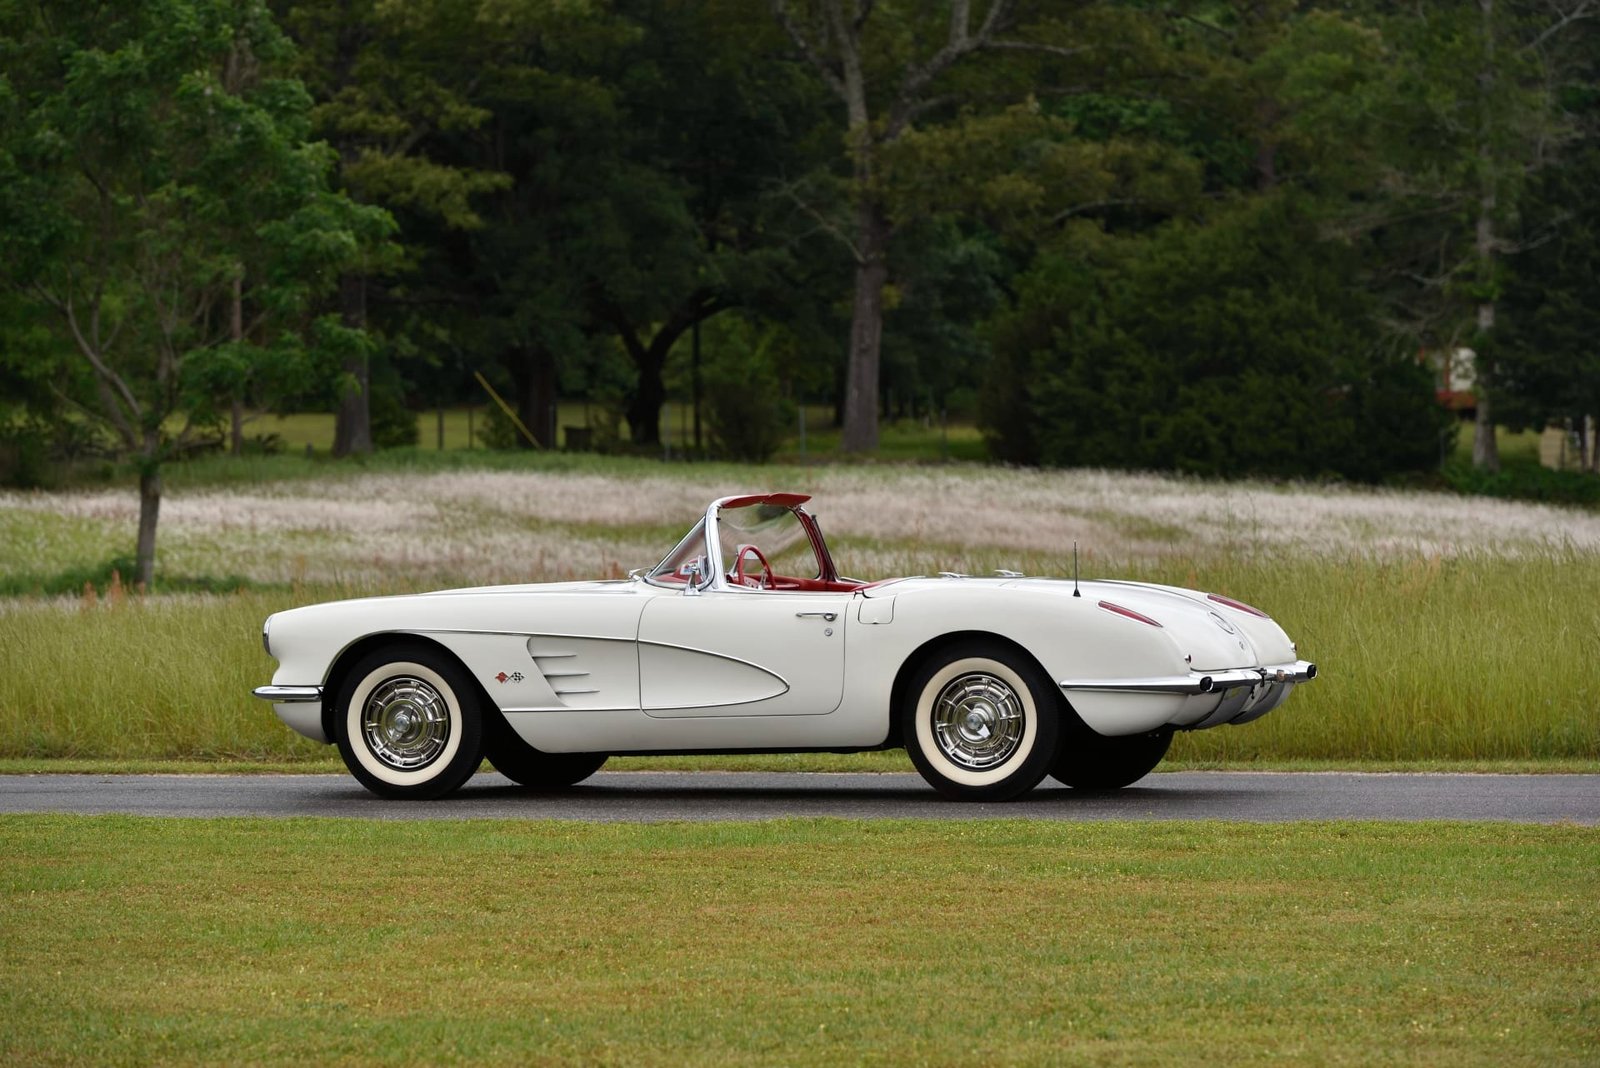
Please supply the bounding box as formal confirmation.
[732,543,774,589]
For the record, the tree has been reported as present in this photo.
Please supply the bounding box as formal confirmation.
[769,0,1105,451]
[983,194,1448,481]
[271,0,516,455]
[1365,0,1599,471]
[1499,144,1600,469]
[0,0,391,586]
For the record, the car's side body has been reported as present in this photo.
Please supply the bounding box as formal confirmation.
[257,493,1315,799]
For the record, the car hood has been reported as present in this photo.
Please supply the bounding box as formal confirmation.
[422,579,638,597]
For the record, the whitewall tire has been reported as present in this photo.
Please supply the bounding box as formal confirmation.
[902,642,1061,801]
[334,644,484,800]
[1050,728,1172,790]
[483,712,607,789]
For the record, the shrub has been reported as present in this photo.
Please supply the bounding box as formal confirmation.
[703,341,794,463]
[982,195,1449,481]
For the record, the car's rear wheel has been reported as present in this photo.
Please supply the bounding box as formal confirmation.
[483,715,607,789]
[901,641,1061,801]
[334,644,483,800]
[1050,728,1172,790]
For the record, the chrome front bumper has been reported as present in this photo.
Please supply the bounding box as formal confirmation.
[1058,660,1317,697]
[1059,660,1317,730]
[252,685,323,703]
[253,685,328,744]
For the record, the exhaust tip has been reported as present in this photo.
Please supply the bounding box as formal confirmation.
[1305,663,1318,680]
[1198,676,1214,693]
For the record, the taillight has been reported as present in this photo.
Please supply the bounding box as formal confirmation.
[1208,593,1268,618]
[1098,600,1163,627]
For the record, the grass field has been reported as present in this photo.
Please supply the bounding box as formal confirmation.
[1,816,1594,1067]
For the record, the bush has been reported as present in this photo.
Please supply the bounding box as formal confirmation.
[981,196,1450,481]
[0,417,54,488]
[1441,458,1600,506]
[370,384,420,449]
[703,343,794,463]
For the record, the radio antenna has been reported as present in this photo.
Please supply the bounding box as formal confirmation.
[1073,541,1081,597]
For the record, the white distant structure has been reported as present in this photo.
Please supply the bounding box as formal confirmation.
[1426,347,1477,413]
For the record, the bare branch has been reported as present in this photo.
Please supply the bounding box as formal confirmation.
[852,0,875,33]
[1051,198,1138,225]
[888,93,962,134]
[771,0,847,100]
[897,0,1022,110]
[975,0,1009,40]
[772,178,864,263]
[1170,11,1236,41]
[60,299,141,450]
[1522,0,1597,54]
[985,41,1090,61]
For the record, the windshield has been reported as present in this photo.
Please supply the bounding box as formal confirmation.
[716,502,820,581]
[646,517,711,587]
[644,502,824,589]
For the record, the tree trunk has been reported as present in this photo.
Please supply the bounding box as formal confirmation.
[135,465,161,591]
[332,272,372,457]
[230,273,245,456]
[1470,0,1501,473]
[841,199,890,453]
[627,350,667,446]
[691,317,702,452]
[1471,195,1500,472]
[508,347,556,448]
[1470,331,1499,472]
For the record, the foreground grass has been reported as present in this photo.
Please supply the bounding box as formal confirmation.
[3,546,1597,762]
[1,816,1595,1067]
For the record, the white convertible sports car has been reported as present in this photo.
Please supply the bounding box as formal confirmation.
[255,493,1315,801]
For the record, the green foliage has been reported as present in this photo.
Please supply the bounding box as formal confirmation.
[473,403,523,452]
[1499,144,1600,434]
[0,0,393,455]
[1441,458,1600,506]
[983,195,1450,481]
[0,415,53,490]
[369,389,420,450]
[3,1,1597,478]
[702,321,796,463]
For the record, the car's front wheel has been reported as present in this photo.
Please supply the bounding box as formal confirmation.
[1050,728,1172,790]
[902,641,1061,801]
[333,644,484,800]
[483,714,607,789]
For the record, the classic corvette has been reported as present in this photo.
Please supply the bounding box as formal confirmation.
[254,492,1315,801]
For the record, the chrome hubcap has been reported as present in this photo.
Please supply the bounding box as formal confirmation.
[931,672,1025,770]
[362,676,450,771]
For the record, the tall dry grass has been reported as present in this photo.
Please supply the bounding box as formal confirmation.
[0,551,1594,762]
[2,463,1596,761]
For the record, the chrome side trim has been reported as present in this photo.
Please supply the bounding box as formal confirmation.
[1059,661,1316,696]
[252,685,323,703]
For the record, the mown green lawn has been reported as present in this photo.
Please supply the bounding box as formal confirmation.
[1,816,1595,1067]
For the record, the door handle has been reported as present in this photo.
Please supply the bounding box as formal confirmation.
[795,611,838,622]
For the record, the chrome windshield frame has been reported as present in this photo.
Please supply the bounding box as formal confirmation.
[643,494,835,594]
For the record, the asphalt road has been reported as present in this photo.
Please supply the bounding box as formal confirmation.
[0,771,1596,823]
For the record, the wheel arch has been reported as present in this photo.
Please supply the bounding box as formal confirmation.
[320,632,496,744]
[885,630,1071,750]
